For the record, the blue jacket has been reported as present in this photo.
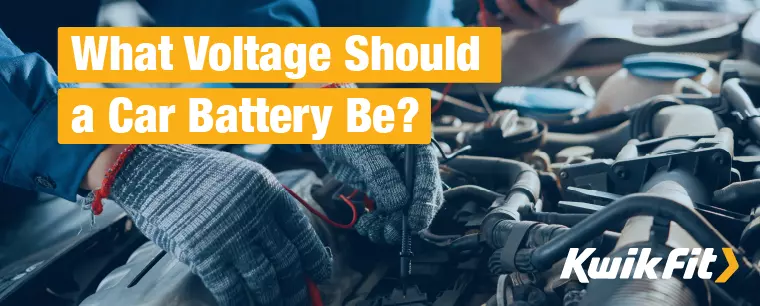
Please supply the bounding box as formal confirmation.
[0,28,106,202]
[0,0,460,202]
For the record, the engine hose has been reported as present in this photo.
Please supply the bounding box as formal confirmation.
[524,212,627,232]
[543,121,632,158]
[446,156,541,245]
[723,78,760,141]
[443,185,504,205]
[524,212,589,227]
[487,222,619,274]
[629,95,684,141]
[581,270,698,306]
[445,156,539,198]
[706,281,744,306]
[514,193,757,293]
[712,179,760,213]
[549,112,629,134]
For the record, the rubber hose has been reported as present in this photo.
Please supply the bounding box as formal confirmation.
[487,223,619,274]
[445,156,539,198]
[544,121,632,158]
[446,156,540,246]
[526,212,589,227]
[523,193,750,278]
[580,275,697,306]
[723,78,760,140]
[549,112,629,134]
[629,95,684,140]
[443,185,504,204]
[712,179,760,212]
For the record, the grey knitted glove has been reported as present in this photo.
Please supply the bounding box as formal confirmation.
[105,145,332,306]
[312,144,443,245]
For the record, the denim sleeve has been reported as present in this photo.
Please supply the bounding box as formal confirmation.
[0,28,107,202]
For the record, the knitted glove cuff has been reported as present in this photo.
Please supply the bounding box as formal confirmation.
[110,145,209,211]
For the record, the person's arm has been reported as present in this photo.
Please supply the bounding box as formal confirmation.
[478,0,578,31]
[0,28,108,201]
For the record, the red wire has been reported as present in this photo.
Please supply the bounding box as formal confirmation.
[285,185,352,306]
[431,82,454,114]
[282,185,357,229]
[346,189,359,200]
[305,277,323,306]
[283,185,356,306]
[433,0,488,115]
[477,0,488,27]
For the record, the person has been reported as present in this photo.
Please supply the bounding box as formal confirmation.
[0,0,577,305]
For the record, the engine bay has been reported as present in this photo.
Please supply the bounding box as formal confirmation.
[4,7,760,306]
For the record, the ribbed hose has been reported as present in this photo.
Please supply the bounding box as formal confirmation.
[580,277,698,306]
[487,220,617,251]
[487,221,618,274]
[445,156,540,247]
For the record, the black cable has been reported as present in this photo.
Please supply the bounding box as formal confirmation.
[432,137,447,157]
[400,145,416,294]
[431,137,472,164]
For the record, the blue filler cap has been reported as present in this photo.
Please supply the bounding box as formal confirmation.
[622,53,709,81]
[492,87,595,122]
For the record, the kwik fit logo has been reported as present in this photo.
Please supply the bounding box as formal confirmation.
[560,248,738,283]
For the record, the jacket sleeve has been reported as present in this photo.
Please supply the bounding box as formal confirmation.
[0,28,107,202]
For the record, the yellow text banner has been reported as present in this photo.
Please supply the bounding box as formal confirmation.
[57,27,501,83]
[58,88,431,144]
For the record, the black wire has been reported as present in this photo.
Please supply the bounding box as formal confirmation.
[471,84,493,114]
[432,137,448,158]
[431,137,472,164]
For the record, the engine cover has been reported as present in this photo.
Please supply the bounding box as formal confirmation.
[80,169,362,306]
[79,241,215,306]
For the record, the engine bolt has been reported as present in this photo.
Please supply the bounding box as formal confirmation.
[560,171,568,179]
[712,152,726,166]
[614,166,628,179]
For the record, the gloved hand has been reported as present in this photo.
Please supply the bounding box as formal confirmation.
[103,145,332,306]
[312,144,444,245]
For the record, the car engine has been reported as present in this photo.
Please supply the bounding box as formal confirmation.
[70,9,760,306]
